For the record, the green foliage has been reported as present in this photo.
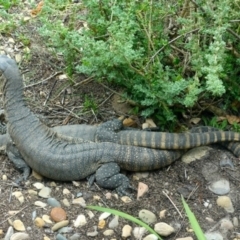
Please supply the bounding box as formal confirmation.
[83,95,98,112]
[87,205,162,239]
[38,0,240,127]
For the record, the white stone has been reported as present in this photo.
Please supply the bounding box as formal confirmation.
[154,222,175,236]
[10,232,29,240]
[205,231,223,240]
[143,234,158,240]
[209,179,230,195]
[103,229,114,236]
[38,187,51,198]
[108,215,119,229]
[74,214,87,227]
[34,201,47,208]
[133,227,147,239]
[62,198,70,207]
[99,212,111,220]
[13,219,26,231]
[33,182,44,189]
[122,225,132,238]
[72,197,86,207]
[139,209,157,224]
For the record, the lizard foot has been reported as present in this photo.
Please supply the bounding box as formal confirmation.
[6,142,31,184]
[95,162,135,196]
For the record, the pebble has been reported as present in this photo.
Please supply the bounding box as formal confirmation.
[72,197,86,207]
[181,146,211,163]
[2,174,7,180]
[209,179,230,195]
[74,214,87,227]
[56,233,67,240]
[86,210,95,219]
[47,198,61,207]
[216,196,234,213]
[42,215,52,224]
[143,234,158,240]
[219,218,234,234]
[154,222,175,236]
[12,191,24,204]
[133,172,149,180]
[76,192,83,197]
[69,233,81,240]
[28,190,38,196]
[159,210,167,219]
[50,207,67,222]
[38,187,51,198]
[233,217,238,227]
[133,227,147,239]
[63,188,71,195]
[219,155,234,169]
[108,215,119,229]
[137,182,149,199]
[15,54,21,63]
[121,196,132,203]
[98,220,106,229]
[31,170,43,180]
[87,226,98,237]
[105,192,112,199]
[4,226,14,240]
[62,198,70,207]
[205,231,223,240]
[33,182,44,189]
[139,209,157,224]
[13,220,26,231]
[103,229,114,236]
[52,220,69,231]
[122,224,132,238]
[59,227,73,234]
[10,232,29,240]
[99,212,111,220]
[34,201,47,208]
[34,217,45,228]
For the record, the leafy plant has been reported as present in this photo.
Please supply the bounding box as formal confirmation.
[83,95,98,112]
[38,0,240,128]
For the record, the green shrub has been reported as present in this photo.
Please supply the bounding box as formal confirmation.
[38,0,240,128]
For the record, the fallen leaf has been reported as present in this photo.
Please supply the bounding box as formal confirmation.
[31,1,44,17]
[226,115,240,125]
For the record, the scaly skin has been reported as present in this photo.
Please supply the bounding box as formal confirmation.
[1,55,240,195]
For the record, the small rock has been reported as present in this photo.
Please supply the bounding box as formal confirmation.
[145,118,157,127]
[72,181,80,187]
[52,220,69,231]
[133,172,149,180]
[108,216,119,229]
[137,182,149,199]
[99,212,111,220]
[47,198,61,207]
[10,232,29,240]
[50,207,67,222]
[38,187,51,198]
[159,210,167,219]
[98,220,106,229]
[123,118,137,127]
[86,210,95,219]
[33,182,44,189]
[182,146,211,164]
[2,174,7,181]
[56,233,67,240]
[103,229,114,236]
[34,217,45,228]
[216,196,234,213]
[31,170,43,180]
[32,210,37,221]
[12,191,24,204]
[63,188,71,195]
[139,209,157,224]
[4,226,14,240]
[13,220,25,231]
[58,227,73,233]
[93,195,101,201]
[72,197,86,207]
[42,215,53,224]
[105,192,112,199]
[43,237,51,240]
[219,218,234,234]
[49,181,57,187]
[233,216,238,227]
[62,198,70,207]
[205,231,223,240]
[133,227,147,239]
[34,201,47,208]
[143,234,158,240]
[87,226,98,237]
[154,222,175,236]
[74,214,87,227]
[121,196,132,203]
[209,179,230,195]
[69,233,81,240]
[28,190,38,196]
[122,224,132,238]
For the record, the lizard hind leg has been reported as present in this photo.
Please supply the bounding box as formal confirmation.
[95,162,135,196]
